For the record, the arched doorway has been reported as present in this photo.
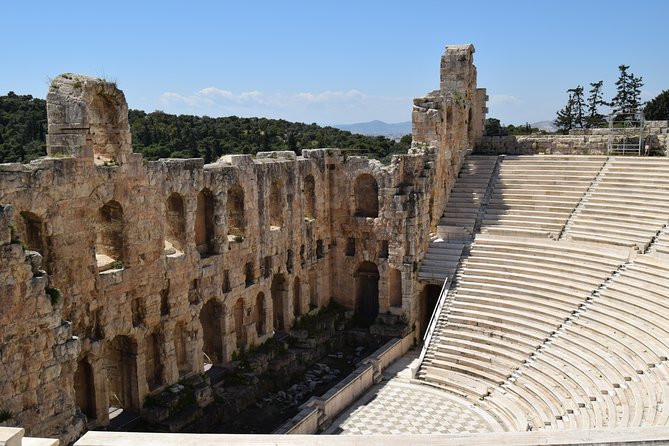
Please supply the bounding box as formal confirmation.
[293,276,302,317]
[104,335,139,412]
[420,284,442,338]
[145,331,163,390]
[254,292,266,336]
[199,299,223,365]
[233,298,245,348]
[74,357,97,420]
[355,262,379,326]
[271,274,287,332]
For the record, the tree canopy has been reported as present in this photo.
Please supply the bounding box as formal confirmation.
[644,90,669,120]
[554,64,645,132]
[0,92,411,164]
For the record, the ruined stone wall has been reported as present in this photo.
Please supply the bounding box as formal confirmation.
[476,121,669,155]
[0,44,484,442]
[0,205,84,444]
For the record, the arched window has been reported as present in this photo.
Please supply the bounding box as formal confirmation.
[96,200,124,271]
[389,268,403,307]
[227,184,245,238]
[195,188,216,255]
[354,174,379,218]
[303,175,316,219]
[19,211,49,272]
[165,193,186,255]
[269,181,284,228]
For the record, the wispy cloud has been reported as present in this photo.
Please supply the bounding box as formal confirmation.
[158,87,410,124]
[488,94,523,107]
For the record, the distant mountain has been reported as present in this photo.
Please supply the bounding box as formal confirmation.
[333,120,412,139]
[531,120,557,132]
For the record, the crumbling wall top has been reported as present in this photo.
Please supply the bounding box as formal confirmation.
[46,74,131,165]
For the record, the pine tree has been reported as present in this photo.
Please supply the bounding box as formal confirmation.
[612,65,644,119]
[644,90,669,120]
[612,64,630,117]
[567,86,586,128]
[585,81,607,128]
[555,91,576,133]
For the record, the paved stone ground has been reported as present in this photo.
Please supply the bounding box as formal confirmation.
[323,350,502,435]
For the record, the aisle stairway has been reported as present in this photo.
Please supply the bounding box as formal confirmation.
[418,155,498,284]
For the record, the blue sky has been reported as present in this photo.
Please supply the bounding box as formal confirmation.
[3,0,668,126]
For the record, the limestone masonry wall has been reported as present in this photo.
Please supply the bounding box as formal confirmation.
[0,45,485,442]
[476,121,669,155]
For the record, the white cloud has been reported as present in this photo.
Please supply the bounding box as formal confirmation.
[488,94,523,107]
[158,87,410,124]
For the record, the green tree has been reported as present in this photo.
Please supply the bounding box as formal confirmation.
[568,86,586,128]
[585,81,607,128]
[484,118,507,136]
[612,64,644,119]
[644,90,669,120]
[555,91,576,133]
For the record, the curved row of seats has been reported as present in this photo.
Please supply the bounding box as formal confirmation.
[418,235,629,410]
[563,157,669,250]
[481,156,605,239]
[482,255,669,429]
[419,155,669,432]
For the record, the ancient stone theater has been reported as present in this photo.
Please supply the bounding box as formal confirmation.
[2,44,669,446]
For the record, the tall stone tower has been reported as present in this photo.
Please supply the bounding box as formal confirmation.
[411,44,487,226]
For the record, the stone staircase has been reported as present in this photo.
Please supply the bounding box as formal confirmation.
[418,155,498,285]
[416,239,465,283]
